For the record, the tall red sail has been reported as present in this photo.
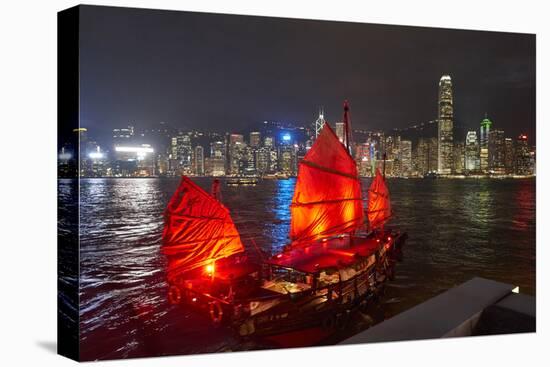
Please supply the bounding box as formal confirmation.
[290,123,364,244]
[367,169,392,229]
[162,176,244,281]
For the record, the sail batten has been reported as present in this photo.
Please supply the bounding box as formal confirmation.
[290,123,364,244]
[162,176,244,281]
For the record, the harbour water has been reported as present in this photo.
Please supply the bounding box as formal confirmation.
[59,177,536,360]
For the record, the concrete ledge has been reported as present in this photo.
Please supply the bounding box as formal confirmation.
[340,277,515,344]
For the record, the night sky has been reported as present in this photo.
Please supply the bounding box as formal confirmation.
[79,5,536,144]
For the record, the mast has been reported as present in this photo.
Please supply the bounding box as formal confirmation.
[383,152,387,179]
[343,100,352,153]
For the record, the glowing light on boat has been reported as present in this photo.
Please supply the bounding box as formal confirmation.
[206,264,215,275]
[192,297,197,302]
[512,286,520,293]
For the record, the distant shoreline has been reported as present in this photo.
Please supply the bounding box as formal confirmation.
[59,175,536,180]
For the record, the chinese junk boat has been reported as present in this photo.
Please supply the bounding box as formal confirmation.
[162,103,406,341]
[162,177,264,324]
[236,122,407,337]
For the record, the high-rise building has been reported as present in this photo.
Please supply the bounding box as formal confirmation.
[479,115,492,173]
[437,75,454,174]
[453,141,465,174]
[194,145,204,176]
[355,143,371,177]
[228,134,244,175]
[278,145,297,176]
[314,107,326,138]
[465,131,479,172]
[255,147,270,175]
[208,140,226,176]
[399,140,412,177]
[515,134,531,175]
[240,146,256,176]
[415,138,429,176]
[249,132,261,148]
[504,138,515,174]
[488,129,505,175]
[171,134,193,174]
[335,122,345,143]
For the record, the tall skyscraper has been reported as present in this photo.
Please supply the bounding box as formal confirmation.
[194,145,204,176]
[479,115,492,173]
[314,107,326,138]
[249,132,261,148]
[415,138,429,176]
[488,129,505,175]
[465,131,479,172]
[515,134,531,175]
[171,134,193,174]
[399,140,412,177]
[278,145,297,176]
[504,138,515,174]
[355,143,371,177]
[228,134,244,175]
[453,141,465,174]
[209,141,226,176]
[437,75,453,175]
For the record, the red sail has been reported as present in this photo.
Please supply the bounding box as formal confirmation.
[367,168,392,229]
[162,176,244,281]
[290,124,364,244]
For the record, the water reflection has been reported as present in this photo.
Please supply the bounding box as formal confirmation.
[59,177,535,360]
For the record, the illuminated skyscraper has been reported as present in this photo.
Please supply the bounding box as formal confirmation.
[437,75,453,174]
[399,140,412,177]
[208,141,226,176]
[171,134,193,174]
[249,132,261,148]
[453,141,465,174]
[479,115,492,173]
[194,145,204,176]
[278,145,297,176]
[415,138,429,176]
[504,138,515,174]
[488,129,505,174]
[228,134,244,175]
[515,134,531,175]
[355,143,371,177]
[465,131,479,172]
[314,107,326,138]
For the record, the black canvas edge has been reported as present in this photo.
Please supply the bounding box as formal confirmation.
[57,5,80,362]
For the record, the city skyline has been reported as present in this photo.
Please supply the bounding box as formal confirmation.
[75,5,535,146]
[58,102,536,179]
